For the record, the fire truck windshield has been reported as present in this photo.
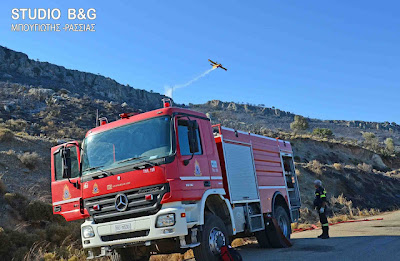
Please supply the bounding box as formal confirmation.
[81,116,172,175]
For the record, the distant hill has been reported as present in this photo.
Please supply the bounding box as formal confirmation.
[191,100,400,145]
[0,45,398,146]
[0,45,165,111]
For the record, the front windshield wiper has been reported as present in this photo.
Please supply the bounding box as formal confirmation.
[117,156,157,168]
[117,156,147,165]
[84,166,112,179]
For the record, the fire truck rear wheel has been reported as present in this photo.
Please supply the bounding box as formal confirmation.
[110,246,150,261]
[193,214,229,261]
[267,206,291,248]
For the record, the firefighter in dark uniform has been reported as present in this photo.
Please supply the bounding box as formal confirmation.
[313,179,329,239]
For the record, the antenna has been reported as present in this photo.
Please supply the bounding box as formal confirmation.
[96,109,99,127]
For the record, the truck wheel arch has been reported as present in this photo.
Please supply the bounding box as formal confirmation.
[199,189,236,236]
[272,192,291,221]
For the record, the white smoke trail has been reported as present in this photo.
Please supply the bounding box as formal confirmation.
[164,67,216,98]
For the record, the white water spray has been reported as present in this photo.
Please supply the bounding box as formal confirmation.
[164,67,216,98]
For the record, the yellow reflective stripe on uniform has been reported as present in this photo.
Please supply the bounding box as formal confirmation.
[315,193,320,195]
[320,195,326,198]
[322,223,329,227]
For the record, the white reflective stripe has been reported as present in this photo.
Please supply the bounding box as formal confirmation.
[62,209,80,214]
[180,176,210,181]
[211,176,223,180]
[258,186,286,189]
[249,132,281,141]
[52,197,80,206]
[221,126,281,142]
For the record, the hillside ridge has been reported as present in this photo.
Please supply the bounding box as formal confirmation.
[0,45,165,111]
[0,46,398,143]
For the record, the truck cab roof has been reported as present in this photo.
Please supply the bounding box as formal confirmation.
[86,107,208,138]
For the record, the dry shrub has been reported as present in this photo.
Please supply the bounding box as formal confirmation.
[333,163,343,171]
[43,252,57,261]
[344,164,356,169]
[307,160,323,175]
[357,163,373,173]
[5,149,16,156]
[0,128,14,142]
[330,194,354,217]
[151,253,184,261]
[18,152,41,170]
[6,119,28,132]
[298,207,319,224]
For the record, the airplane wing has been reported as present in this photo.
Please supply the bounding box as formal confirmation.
[220,66,227,71]
[208,59,217,65]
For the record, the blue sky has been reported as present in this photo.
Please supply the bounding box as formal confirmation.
[1,1,399,123]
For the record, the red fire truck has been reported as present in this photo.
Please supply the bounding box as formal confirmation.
[51,100,301,261]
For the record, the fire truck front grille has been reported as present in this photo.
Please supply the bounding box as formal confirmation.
[84,183,169,224]
[100,230,150,242]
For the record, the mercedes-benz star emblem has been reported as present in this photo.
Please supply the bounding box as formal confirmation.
[115,194,129,212]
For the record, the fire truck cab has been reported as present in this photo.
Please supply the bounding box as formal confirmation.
[50,101,301,261]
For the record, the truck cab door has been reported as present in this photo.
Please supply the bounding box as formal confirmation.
[176,118,211,196]
[51,141,89,221]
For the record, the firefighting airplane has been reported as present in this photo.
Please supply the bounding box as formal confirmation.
[208,59,227,71]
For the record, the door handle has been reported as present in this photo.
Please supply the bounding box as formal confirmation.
[204,181,211,187]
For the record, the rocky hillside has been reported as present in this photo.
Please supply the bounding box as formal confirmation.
[192,100,400,145]
[1,45,399,145]
[0,46,165,111]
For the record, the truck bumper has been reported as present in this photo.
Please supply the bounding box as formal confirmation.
[81,206,188,249]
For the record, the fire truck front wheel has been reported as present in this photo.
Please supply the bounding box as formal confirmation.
[110,246,150,261]
[193,214,229,261]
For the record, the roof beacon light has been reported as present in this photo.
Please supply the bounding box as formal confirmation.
[162,98,172,108]
[119,112,140,119]
[99,117,108,126]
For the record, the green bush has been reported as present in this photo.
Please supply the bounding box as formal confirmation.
[45,224,76,245]
[290,115,309,132]
[0,128,14,142]
[0,228,12,259]
[362,132,380,151]
[384,138,395,155]
[4,192,28,209]
[25,201,53,222]
[312,128,333,138]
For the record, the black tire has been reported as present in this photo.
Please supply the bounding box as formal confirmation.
[267,206,291,248]
[193,214,229,261]
[110,246,150,261]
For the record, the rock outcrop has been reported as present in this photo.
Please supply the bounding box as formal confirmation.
[0,46,165,110]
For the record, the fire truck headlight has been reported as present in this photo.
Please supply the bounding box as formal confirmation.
[82,226,95,238]
[156,214,175,228]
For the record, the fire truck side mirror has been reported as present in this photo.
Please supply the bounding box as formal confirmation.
[61,147,72,179]
[188,120,199,154]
